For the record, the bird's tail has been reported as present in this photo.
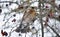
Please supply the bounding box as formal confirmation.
[15,23,23,32]
[15,23,30,33]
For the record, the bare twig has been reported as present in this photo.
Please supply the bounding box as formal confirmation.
[38,0,44,37]
[47,25,60,37]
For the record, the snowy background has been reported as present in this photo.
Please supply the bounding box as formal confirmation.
[0,0,60,37]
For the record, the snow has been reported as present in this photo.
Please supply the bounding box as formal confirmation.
[30,2,38,7]
[0,0,60,37]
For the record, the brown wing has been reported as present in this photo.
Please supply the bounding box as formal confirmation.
[22,9,36,24]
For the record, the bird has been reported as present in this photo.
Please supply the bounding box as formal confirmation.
[22,9,36,23]
[15,8,37,33]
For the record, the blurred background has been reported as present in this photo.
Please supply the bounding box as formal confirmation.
[0,0,60,37]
